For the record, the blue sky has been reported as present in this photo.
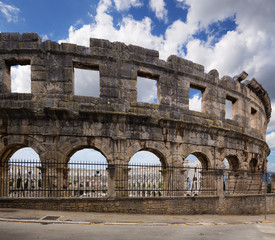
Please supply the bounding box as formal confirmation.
[2,0,275,171]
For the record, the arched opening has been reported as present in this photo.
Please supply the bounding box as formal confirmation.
[65,148,108,198]
[128,150,163,197]
[224,155,239,171]
[222,158,230,194]
[2,147,41,198]
[249,158,258,172]
[224,155,241,194]
[183,154,203,196]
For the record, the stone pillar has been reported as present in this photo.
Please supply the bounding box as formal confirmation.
[227,171,246,194]
[106,164,115,198]
[200,170,217,196]
[62,168,70,197]
[247,172,264,194]
[162,168,177,196]
[0,162,9,197]
[215,169,224,197]
[41,164,65,197]
[114,164,130,197]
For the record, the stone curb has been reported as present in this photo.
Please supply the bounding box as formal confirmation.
[0,218,274,226]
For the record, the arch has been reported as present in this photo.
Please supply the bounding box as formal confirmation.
[64,147,109,198]
[57,137,113,164]
[64,145,109,164]
[249,158,258,172]
[225,155,239,171]
[129,150,162,165]
[218,149,244,170]
[128,148,168,167]
[126,141,171,167]
[0,136,43,163]
[183,151,212,169]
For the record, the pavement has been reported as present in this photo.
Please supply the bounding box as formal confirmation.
[0,208,274,226]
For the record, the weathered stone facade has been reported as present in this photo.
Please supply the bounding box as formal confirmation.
[0,33,272,201]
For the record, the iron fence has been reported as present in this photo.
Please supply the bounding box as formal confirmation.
[0,159,274,198]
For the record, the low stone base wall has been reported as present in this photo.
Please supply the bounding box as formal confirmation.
[0,194,274,215]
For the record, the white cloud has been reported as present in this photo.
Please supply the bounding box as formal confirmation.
[267,132,275,148]
[130,151,160,164]
[11,65,31,93]
[74,68,100,97]
[137,77,157,104]
[185,0,236,27]
[59,0,275,133]
[113,0,142,11]
[41,34,49,41]
[11,147,39,160]
[267,102,275,132]
[149,0,168,23]
[0,1,19,23]
[59,0,167,57]
[184,0,275,99]
[189,93,201,112]
[70,149,107,163]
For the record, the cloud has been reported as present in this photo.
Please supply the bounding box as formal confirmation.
[130,151,160,164]
[184,0,275,98]
[149,0,168,23]
[0,1,19,23]
[70,149,107,163]
[11,65,31,93]
[267,102,275,132]
[267,132,275,148]
[11,147,39,160]
[113,0,142,11]
[137,77,157,104]
[74,68,100,97]
[189,93,201,112]
[59,0,275,134]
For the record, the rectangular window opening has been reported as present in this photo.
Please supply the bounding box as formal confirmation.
[225,96,236,119]
[74,64,100,97]
[189,85,203,112]
[137,71,158,104]
[6,59,31,93]
[251,107,258,129]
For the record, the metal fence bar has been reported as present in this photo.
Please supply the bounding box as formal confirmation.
[1,159,274,198]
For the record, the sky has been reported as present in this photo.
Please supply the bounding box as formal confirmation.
[2,0,275,171]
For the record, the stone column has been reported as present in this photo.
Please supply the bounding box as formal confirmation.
[215,169,224,197]
[114,164,130,197]
[40,164,65,197]
[200,170,217,196]
[162,168,175,196]
[0,162,9,197]
[106,164,115,198]
[227,171,247,194]
[168,167,186,196]
[62,168,70,197]
[247,172,264,194]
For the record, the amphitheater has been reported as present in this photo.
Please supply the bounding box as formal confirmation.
[0,32,274,214]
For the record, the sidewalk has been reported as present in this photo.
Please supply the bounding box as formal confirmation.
[0,208,274,226]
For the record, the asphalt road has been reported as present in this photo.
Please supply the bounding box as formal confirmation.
[0,222,275,240]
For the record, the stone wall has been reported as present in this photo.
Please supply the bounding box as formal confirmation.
[0,195,274,215]
[0,32,272,200]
